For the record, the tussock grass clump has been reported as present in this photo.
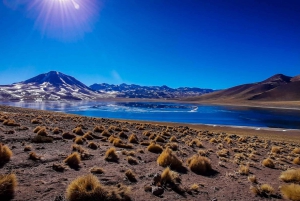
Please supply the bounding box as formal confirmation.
[53,127,60,134]
[31,118,41,124]
[74,137,85,145]
[293,148,300,154]
[90,167,105,174]
[157,148,182,170]
[29,152,41,160]
[143,130,151,136]
[209,138,217,143]
[147,142,163,153]
[24,145,32,151]
[280,184,300,201]
[33,126,43,133]
[294,157,300,165]
[37,128,48,136]
[190,183,199,192]
[113,138,133,149]
[104,147,118,162]
[239,165,250,175]
[72,127,84,136]
[87,142,98,150]
[3,119,20,126]
[217,149,229,158]
[165,142,178,151]
[64,152,81,168]
[279,169,300,183]
[260,184,274,195]
[0,174,17,200]
[83,132,93,140]
[140,141,150,146]
[52,163,66,172]
[32,135,53,143]
[187,155,212,175]
[262,158,275,168]
[271,146,281,154]
[125,169,137,182]
[154,136,165,143]
[101,130,111,137]
[62,132,76,139]
[0,143,13,164]
[128,134,138,144]
[161,167,180,185]
[119,132,128,139]
[189,139,203,148]
[127,156,138,165]
[169,136,178,142]
[248,175,257,183]
[93,125,104,133]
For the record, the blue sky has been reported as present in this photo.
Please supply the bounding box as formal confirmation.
[0,0,299,89]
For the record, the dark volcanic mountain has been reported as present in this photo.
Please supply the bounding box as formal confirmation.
[90,83,214,99]
[184,74,300,102]
[0,71,105,101]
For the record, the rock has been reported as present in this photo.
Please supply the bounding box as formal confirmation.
[152,186,164,196]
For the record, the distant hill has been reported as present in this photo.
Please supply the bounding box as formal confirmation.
[0,71,214,101]
[90,83,214,99]
[184,74,300,102]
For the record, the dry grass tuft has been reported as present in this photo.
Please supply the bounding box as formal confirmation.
[24,145,32,152]
[113,138,133,149]
[104,147,119,162]
[0,143,13,164]
[93,125,104,133]
[187,155,212,175]
[87,142,98,150]
[279,169,300,183]
[147,142,163,153]
[101,130,111,137]
[248,175,257,183]
[53,127,60,134]
[169,136,178,142]
[154,136,165,143]
[83,132,94,140]
[209,138,217,143]
[293,157,300,165]
[32,135,53,143]
[64,152,81,168]
[271,146,281,154]
[125,169,137,182]
[239,165,250,175]
[37,128,48,136]
[90,167,105,174]
[127,156,138,165]
[33,126,43,133]
[52,163,66,172]
[280,184,300,201]
[260,184,274,195]
[161,167,180,185]
[0,174,17,199]
[189,139,203,148]
[190,183,199,192]
[72,127,84,136]
[262,158,275,168]
[29,152,41,160]
[128,134,139,143]
[74,137,85,145]
[293,148,300,154]
[157,148,182,170]
[31,118,41,124]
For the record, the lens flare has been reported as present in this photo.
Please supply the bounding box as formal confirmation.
[25,0,101,40]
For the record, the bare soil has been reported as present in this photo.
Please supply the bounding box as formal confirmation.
[0,105,299,201]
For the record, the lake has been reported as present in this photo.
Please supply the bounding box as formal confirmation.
[1,101,300,129]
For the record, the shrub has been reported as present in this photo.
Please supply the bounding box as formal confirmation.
[83,132,93,140]
[271,146,281,154]
[64,152,81,168]
[217,149,229,158]
[279,169,300,183]
[157,148,182,170]
[154,136,165,143]
[31,118,41,124]
[147,142,163,153]
[189,139,203,148]
[280,184,300,201]
[113,138,133,149]
[74,137,85,145]
[294,157,300,165]
[187,155,212,175]
[87,142,98,150]
[260,184,274,195]
[209,138,217,143]
[33,126,43,133]
[128,134,138,144]
[62,132,76,139]
[0,174,17,199]
[3,119,20,126]
[165,142,178,151]
[262,158,275,168]
[0,143,12,164]
[32,135,53,143]
[101,130,111,137]
[93,125,104,133]
[104,148,118,162]
[90,167,104,174]
[125,169,137,182]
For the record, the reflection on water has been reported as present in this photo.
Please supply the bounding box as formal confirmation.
[1,101,300,129]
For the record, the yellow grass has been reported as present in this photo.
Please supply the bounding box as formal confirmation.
[280,184,300,201]
[157,148,182,170]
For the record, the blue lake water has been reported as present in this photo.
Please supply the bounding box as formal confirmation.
[1,101,300,129]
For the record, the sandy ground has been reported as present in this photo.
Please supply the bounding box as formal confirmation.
[0,105,300,201]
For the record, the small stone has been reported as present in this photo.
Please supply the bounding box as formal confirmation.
[152,186,164,196]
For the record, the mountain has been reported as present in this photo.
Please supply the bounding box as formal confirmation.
[0,71,214,101]
[0,71,110,101]
[90,83,214,99]
[184,74,300,102]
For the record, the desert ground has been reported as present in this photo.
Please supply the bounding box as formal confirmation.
[0,105,300,201]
